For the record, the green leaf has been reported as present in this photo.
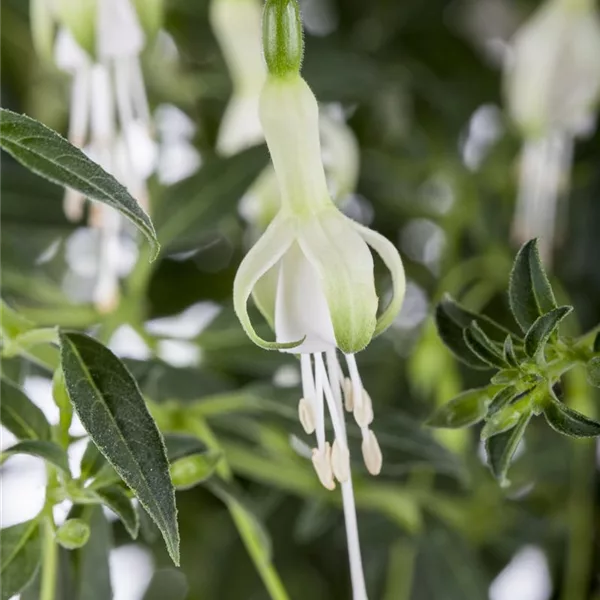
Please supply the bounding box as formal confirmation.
[1,440,70,473]
[56,519,90,550]
[544,393,600,438]
[170,451,222,490]
[0,109,159,260]
[593,332,600,353]
[503,336,519,367]
[487,385,521,416]
[485,412,531,486]
[143,569,188,600]
[524,306,572,357]
[0,301,59,371]
[59,331,179,565]
[491,369,520,385]
[481,394,530,440]
[425,388,490,429]
[586,356,600,388]
[0,519,41,600]
[0,378,51,440]
[438,294,515,341]
[95,485,139,539]
[434,303,489,370]
[509,239,557,332]
[463,323,507,368]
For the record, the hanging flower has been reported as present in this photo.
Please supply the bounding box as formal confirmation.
[504,0,600,260]
[233,5,405,595]
[234,1,405,489]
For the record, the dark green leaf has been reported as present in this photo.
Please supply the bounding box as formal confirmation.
[1,440,70,473]
[0,109,159,260]
[487,386,528,417]
[0,378,51,440]
[586,357,600,388]
[434,303,489,370]
[438,294,515,341]
[170,451,222,490]
[95,485,139,539]
[143,569,188,600]
[509,239,557,332]
[425,388,490,429]
[544,393,600,438]
[0,519,41,600]
[524,306,572,357]
[156,145,268,250]
[463,323,507,368]
[503,336,519,367]
[59,331,179,565]
[485,412,531,486]
[76,507,113,600]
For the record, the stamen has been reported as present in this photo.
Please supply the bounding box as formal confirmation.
[342,377,354,412]
[331,439,350,483]
[353,388,373,428]
[311,443,335,490]
[298,397,315,435]
[345,353,364,413]
[313,354,326,450]
[361,429,382,476]
[326,350,345,427]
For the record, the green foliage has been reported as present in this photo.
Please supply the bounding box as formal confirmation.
[0,519,41,600]
[58,331,180,564]
[432,239,600,483]
[1,440,70,472]
[0,377,51,440]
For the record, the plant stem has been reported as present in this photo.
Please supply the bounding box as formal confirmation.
[40,515,58,600]
[187,417,290,600]
[560,368,596,600]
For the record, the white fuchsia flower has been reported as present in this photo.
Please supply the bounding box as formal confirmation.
[32,0,161,311]
[233,3,405,597]
[504,0,600,260]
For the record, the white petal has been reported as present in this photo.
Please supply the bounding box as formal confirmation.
[233,215,301,350]
[297,210,377,354]
[274,242,336,354]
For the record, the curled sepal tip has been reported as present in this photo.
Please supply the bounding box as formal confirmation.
[262,0,304,77]
[350,219,406,337]
[233,215,304,350]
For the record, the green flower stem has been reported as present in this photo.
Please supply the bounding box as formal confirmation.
[186,417,291,600]
[560,369,596,600]
[40,467,59,600]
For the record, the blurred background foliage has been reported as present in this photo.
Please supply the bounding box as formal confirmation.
[1,0,600,599]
